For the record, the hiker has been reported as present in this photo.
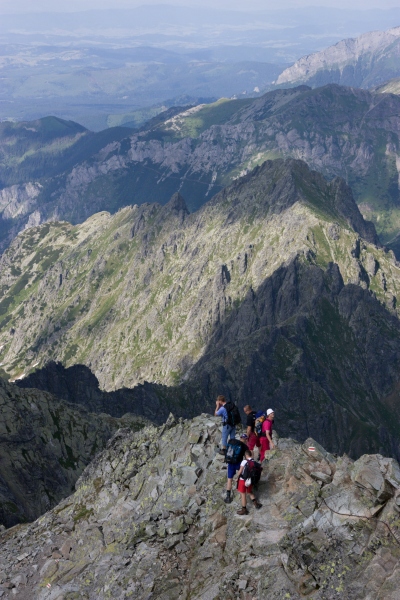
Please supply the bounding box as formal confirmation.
[215,395,241,454]
[260,408,275,462]
[236,448,262,515]
[224,433,248,504]
[243,405,260,458]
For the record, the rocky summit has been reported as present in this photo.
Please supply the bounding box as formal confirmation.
[1,413,400,599]
[0,377,147,528]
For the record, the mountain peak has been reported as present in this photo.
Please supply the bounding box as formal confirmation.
[276,25,400,89]
[165,192,189,214]
[210,158,379,245]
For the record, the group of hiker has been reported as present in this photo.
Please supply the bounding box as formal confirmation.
[214,395,275,516]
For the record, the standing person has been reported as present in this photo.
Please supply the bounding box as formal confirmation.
[214,395,236,455]
[224,434,248,504]
[260,409,275,462]
[236,449,262,515]
[243,405,260,458]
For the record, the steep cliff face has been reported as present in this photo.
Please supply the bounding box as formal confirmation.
[2,85,400,246]
[1,414,400,599]
[3,159,400,461]
[0,378,147,528]
[276,26,400,89]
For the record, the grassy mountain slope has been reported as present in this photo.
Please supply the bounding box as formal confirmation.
[0,117,133,250]
[0,158,381,388]
[2,159,400,460]
[0,116,132,188]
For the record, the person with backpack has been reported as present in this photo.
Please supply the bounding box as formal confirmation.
[243,405,261,458]
[214,395,241,454]
[260,409,275,462]
[236,448,262,515]
[223,433,248,504]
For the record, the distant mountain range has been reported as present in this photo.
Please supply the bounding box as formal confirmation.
[2,7,400,128]
[2,85,400,252]
[276,26,400,89]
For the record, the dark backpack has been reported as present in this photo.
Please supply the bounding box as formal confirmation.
[224,401,242,426]
[225,439,246,464]
[242,459,262,486]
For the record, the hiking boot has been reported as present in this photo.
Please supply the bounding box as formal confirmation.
[252,499,262,509]
[218,449,227,456]
[224,493,233,504]
[237,507,249,515]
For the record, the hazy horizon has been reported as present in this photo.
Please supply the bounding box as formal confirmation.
[2,0,400,129]
[1,0,400,14]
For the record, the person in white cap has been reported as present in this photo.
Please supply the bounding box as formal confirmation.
[260,409,275,461]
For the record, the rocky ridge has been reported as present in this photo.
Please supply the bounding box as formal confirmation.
[0,158,383,388]
[3,159,400,460]
[2,85,400,245]
[0,377,147,528]
[17,361,188,426]
[276,26,400,89]
[1,413,400,599]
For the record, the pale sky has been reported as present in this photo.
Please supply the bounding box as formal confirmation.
[1,0,400,13]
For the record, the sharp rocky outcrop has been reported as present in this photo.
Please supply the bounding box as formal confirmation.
[0,377,147,528]
[1,414,400,598]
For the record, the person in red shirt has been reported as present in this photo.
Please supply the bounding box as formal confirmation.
[260,409,275,462]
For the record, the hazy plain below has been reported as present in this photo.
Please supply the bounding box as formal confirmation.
[2,4,400,129]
